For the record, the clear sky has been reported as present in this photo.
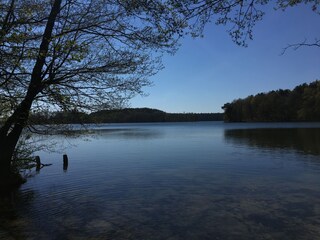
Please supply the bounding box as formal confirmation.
[130,4,320,113]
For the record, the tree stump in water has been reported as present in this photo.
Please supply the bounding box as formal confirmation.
[35,156,41,171]
[63,154,68,170]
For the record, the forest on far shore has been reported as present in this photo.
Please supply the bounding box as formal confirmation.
[27,81,320,124]
[222,80,320,122]
[29,108,223,124]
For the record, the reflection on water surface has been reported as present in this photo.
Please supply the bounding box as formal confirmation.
[224,128,320,156]
[1,122,320,239]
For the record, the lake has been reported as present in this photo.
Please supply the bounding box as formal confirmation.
[1,122,320,239]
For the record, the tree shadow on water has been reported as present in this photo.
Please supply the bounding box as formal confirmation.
[224,128,320,156]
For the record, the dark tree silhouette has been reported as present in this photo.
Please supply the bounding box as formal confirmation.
[222,80,320,122]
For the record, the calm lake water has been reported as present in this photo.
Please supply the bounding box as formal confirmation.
[1,122,320,240]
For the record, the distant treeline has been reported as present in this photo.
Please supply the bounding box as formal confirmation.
[29,108,223,124]
[222,80,320,122]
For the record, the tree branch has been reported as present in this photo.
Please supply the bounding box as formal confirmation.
[281,38,320,55]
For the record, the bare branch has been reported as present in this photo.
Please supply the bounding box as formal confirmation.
[281,38,320,55]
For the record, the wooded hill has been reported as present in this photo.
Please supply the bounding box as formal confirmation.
[30,108,223,124]
[222,80,320,122]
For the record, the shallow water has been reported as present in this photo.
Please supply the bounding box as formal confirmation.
[1,122,320,239]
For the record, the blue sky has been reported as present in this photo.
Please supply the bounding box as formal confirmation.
[131,4,320,113]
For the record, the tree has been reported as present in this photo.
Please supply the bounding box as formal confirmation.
[0,0,319,189]
[221,80,320,122]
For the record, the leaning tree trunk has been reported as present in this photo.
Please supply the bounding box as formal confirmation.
[0,139,15,188]
[0,0,62,190]
[0,99,33,189]
[0,134,24,189]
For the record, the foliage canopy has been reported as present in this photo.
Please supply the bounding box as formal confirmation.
[222,80,320,122]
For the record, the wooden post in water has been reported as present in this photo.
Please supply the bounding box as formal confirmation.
[63,154,68,170]
[35,156,41,171]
